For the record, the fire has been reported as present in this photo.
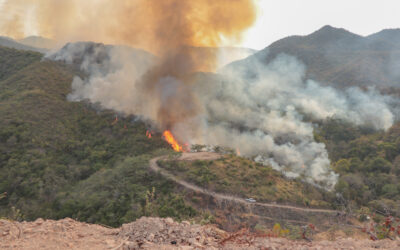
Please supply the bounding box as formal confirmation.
[163,130,183,152]
[236,148,241,156]
[111,115,118,125]
[146,130,152,139]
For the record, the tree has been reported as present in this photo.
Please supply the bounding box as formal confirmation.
[366,157,392,173]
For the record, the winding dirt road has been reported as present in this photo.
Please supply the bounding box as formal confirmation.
[149,152,338,214]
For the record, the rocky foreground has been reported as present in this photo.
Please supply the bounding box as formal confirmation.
[0,217,399,249]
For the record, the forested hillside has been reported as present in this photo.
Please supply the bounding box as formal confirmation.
[316,119,400,216]
[0,46,42,81]
[221,25,400,216]
[0,46,196,226]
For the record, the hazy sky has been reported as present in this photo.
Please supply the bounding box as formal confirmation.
[242,0,400,49]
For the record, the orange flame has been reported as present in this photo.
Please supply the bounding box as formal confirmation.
[236,148,241,156]
[111,115,118,125]
[163,130,183,152]
[146,130,152,139]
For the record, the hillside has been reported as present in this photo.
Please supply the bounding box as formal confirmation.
[1,45,328,229]
[0,46,42,81]
[315,118,400,216]
[0,45,195,226]
[226,25,400,88]
[18,36,58,50]
[1,27,400,231]
[157,154,332,208]
[219,26,400,216]
[0,36,47,53]
[368,28,400,48]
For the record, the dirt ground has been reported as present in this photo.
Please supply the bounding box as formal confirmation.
[0,218,120,250]
[1,217,400,250]
[178,152,222,161]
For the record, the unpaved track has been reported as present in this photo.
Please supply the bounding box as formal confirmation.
[149,152,338,214]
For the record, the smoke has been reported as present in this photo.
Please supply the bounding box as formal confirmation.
[196,54,397,189]
[0,0,256,54]
[2,0,256,132]
[47,43,398,190]
[7,0,398,190]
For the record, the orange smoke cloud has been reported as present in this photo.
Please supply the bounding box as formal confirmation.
[0,0,257,54]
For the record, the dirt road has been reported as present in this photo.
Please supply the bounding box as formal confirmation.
[149,152,338,214]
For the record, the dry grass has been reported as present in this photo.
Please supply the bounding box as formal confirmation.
[158,154,332,208]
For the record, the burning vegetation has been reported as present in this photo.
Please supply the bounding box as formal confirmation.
[146,130,185,152]
[146,130,152,139]
[162,130,184,152]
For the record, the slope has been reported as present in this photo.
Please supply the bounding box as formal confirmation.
[0,36,47,53]
[315,118,400,216]
[0,46,42,81]
[156,153,333,208]
[18,36,58,50]
[226,25,400,88]
[0,44,333,228]
[0,46,195,226]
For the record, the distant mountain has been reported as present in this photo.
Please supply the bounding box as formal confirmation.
[18,36,58,50]
[225,25,400,88]
[0,36,14,42]
[0,36,47,53]
[367,28,400,47]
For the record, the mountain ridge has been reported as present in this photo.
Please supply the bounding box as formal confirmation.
[18,36,58,50]
[226,25,400,88]
[0,36,47,53]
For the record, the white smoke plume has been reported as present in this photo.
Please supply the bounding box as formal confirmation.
[47,43,398,190]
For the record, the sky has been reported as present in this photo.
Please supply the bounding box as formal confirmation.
[242,0,400,49]
[0,0,399,50]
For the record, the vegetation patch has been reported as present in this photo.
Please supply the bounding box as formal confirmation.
[158,155,332,208]
[316,118,400,216]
